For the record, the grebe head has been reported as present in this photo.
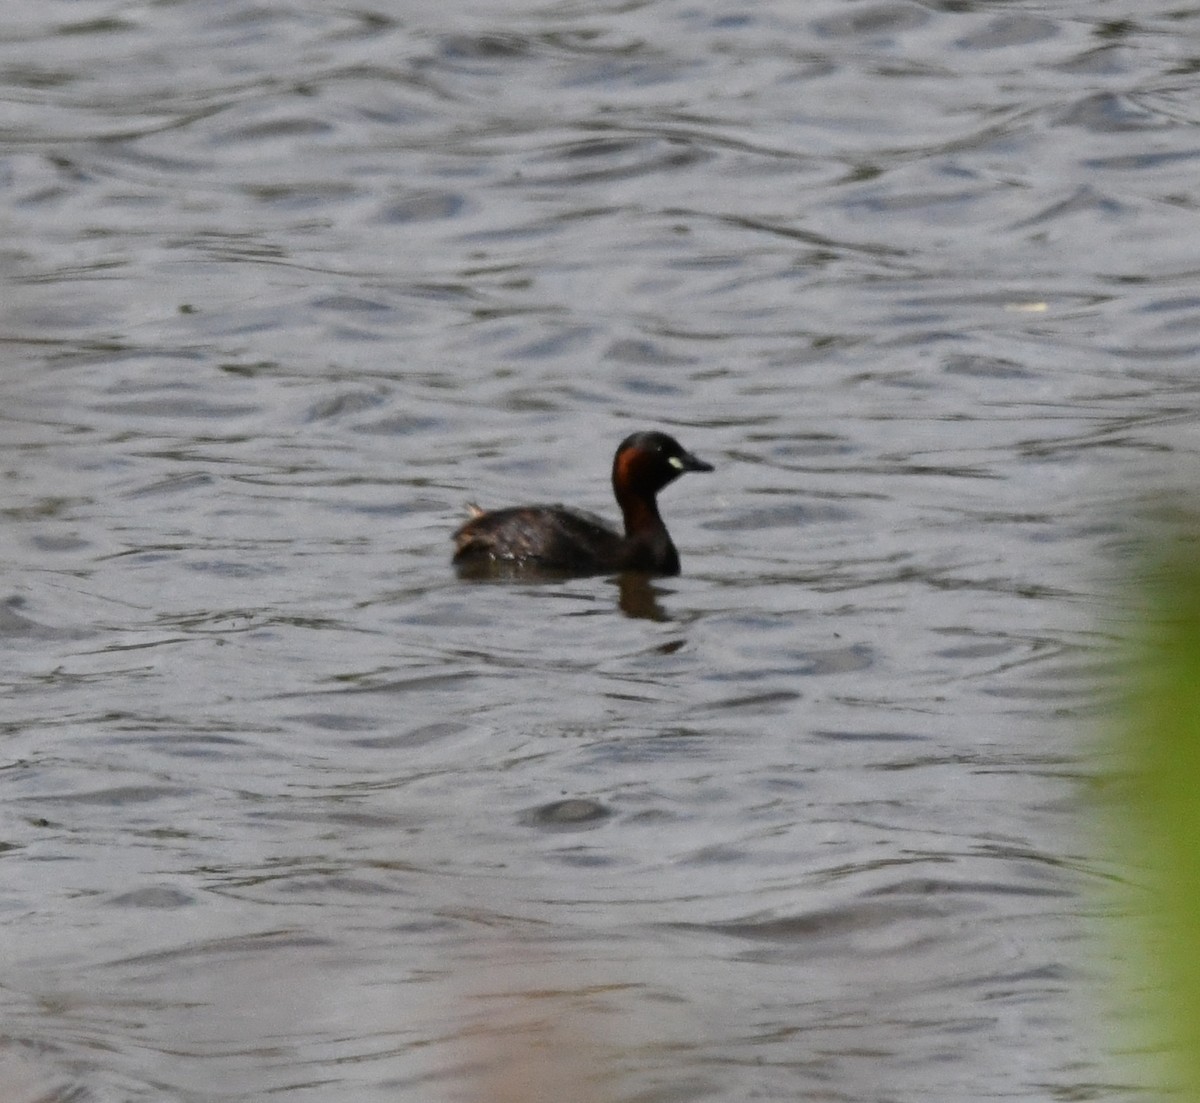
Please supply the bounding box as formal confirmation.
[612,431,713,500]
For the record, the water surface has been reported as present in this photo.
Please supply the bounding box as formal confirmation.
[3,1,1195,1099]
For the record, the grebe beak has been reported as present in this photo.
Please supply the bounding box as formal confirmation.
[670,450,713,473]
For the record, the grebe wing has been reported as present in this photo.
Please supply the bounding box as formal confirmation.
[452,504,620,566]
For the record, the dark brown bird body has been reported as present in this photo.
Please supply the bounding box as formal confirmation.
[452,431,712,576]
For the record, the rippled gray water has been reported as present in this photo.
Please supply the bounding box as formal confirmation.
[3,1,1196,1099]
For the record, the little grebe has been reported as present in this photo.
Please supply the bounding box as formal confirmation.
[452,431,713,575]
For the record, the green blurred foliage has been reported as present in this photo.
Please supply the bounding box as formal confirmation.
[1120,540,1200,1096]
